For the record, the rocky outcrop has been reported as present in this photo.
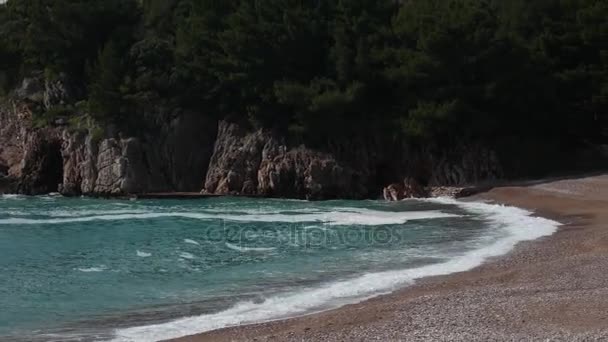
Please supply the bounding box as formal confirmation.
[15,73,78,110]
[0,97,217,196]
[202,120,505,200]
[383,178,428,201]
[257,147,357,199]
[61,136,154,195]
[56,112,217,196]
[268,154,359,199]
[0,101,31,178]
[0,74,504,199]
[59,131,96,195]
[380,145,503,200]
[203,121,267,195]
[382,183,404,201]
[428,185,491,198]
[204,121,366,199]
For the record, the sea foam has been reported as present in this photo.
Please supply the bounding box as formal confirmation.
[110,199,560,342]
[76,265,107,273]
[137,250,152,258]
[0,209,458,226]
[225,242,276,253]
[179,252,195,260]
[0,194,25,200]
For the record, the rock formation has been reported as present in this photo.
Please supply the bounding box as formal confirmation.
[383,177,428,201]
[0,76,505,199]
[203,121,365,199]
[0,77,217,196]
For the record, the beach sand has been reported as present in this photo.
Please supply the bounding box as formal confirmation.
[172,174,608,342]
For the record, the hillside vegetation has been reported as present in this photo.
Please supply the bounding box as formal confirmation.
[0,0,606,147]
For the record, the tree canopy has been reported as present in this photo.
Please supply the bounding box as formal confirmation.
[0,0,605,143]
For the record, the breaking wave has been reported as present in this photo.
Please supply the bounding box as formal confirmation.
[110,198,559,342]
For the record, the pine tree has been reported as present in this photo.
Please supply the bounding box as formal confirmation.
[88,40,124,122]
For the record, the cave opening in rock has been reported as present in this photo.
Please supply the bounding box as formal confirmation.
[45,141,64,193]
[19,139,65,195]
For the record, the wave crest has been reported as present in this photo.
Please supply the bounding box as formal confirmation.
[0,209,458,226]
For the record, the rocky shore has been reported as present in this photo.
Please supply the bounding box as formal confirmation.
[0,76,504,199]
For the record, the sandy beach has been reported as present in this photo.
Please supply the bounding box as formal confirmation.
[172,174,608,342]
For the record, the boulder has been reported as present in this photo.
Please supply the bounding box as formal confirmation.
[383,177,428,201]
[383,183,405,201]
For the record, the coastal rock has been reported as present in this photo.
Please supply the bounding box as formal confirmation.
[59,131,94,195]
[0,81,506,199]
[383,183,404,201]
[94,138,134,194]
[60,134,145,196]
[383,177,428,201]
[204,121,267,195]
[0,95,217,195]
[204,121,506,200]
[204,121,362,199]
[257,146,355,200]
[0,101,31,178]
[60,110,217,196]
[427,186,484,198]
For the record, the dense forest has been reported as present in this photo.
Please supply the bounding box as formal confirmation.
[0,0,606,148]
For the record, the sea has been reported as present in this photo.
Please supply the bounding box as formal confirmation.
[0,194,559,341]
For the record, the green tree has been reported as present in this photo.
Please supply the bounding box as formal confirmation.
[0,0,606,145]
[88,40,124,122]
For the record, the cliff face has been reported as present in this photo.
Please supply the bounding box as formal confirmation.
[202,121,503,199]
[0,78,503,198]
[0,101,30,180]
[0,79,217,195]
[57,111,217,196]
[203,121,367,199]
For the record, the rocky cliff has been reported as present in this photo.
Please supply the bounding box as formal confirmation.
[0,77,217,196]
[56,111,217,196]
[203,121,367,199]
[0,77,504,198]
[201,121,503,199]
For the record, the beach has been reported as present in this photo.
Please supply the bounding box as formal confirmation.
[173,174,608,341]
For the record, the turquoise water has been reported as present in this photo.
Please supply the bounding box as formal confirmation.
[0,195,557,341]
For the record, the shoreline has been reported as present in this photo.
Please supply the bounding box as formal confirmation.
[170,174,608,341]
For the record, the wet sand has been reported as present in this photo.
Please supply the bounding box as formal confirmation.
[172,174,608,341]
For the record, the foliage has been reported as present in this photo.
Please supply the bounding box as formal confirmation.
[88,40,124,122]
[0,0,605,143]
